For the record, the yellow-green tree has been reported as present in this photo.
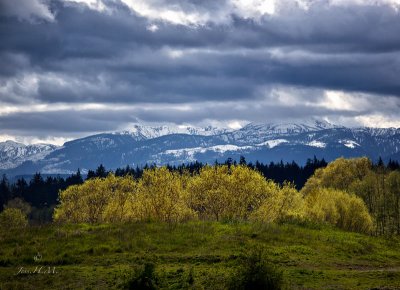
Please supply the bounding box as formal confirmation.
[137,167,194,223]
[305,188,373,233]
[187,165,231,221]
[51,160,383,235]
[302,157,400,235]
[227,165,278,220]
[0,208,28,230]
[54,184,88,223]
[83,177,113,223]
[54,174,138,223]
[187,165,277,221]
[302,157,372,195]
[349,172,379,213]
[251,183,305,223]
[386,171,400,234]
[102,174,138,222]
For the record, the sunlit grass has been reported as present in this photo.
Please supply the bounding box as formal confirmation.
[0,222,399,289]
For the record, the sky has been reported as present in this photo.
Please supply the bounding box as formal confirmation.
[1,0,400,145]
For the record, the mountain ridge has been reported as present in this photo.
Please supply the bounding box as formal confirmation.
[1,120,400,176]
[0,141,58,170]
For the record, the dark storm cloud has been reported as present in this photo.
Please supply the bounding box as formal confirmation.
[0,108,138,134]
[1,0,400,102]
[1,0,400,139]
[19,49,400,104]
[131,103,361,124]
[0,52,30,76]
[0,98,365,136]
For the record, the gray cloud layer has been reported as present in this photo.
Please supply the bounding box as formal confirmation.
[1,0,400,142]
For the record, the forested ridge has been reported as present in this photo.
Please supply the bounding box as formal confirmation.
[1,156,400,236]
[0,157,329,219]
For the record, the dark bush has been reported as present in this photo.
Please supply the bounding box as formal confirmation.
[124,262,159,290]
[229,249,283,290]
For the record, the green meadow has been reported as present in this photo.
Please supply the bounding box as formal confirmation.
[1,221,399,289]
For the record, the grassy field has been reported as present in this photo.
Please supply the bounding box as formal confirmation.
[0,222,399,289]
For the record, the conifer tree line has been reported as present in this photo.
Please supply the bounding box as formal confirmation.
[0,170,84,222]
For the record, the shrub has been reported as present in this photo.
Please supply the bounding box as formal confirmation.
[4,198,32,215]
[124,262,159,290]
[229,249,283,290]
[30,205,56,224]
[0,208,28,230]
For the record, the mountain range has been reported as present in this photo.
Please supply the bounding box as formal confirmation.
[1,120,400,176]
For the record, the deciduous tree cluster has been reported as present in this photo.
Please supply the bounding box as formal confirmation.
[54,164,374,234]
[302,157,400,235]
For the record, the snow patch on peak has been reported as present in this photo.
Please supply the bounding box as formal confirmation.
[0,140,25,150]
[339,140,360,149]
[257,139,288,148]
[160,144,254,162]
[165,144,253,156]
[118,124,230,140]
[242,119,338,136]
[306,140,326,148]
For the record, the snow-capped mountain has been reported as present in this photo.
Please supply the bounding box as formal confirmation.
[243,119,338,136]
[117,124,231,140]
[220,119,341,145]
[2,120,400,176]
[0,141,58,170]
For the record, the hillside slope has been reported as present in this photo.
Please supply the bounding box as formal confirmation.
[0,222,399,289]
